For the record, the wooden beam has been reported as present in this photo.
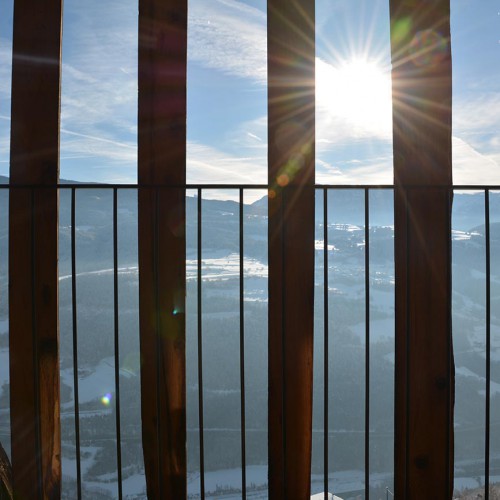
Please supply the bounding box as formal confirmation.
[8,0,62,498]
[267,1,315,498]
[138,0,187,497]
[389,1,454,497]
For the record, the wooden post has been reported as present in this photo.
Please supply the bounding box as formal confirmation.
[138,0,187,497]
[8,0,62,498]
[267,1,315,498]
[390,1,454,497]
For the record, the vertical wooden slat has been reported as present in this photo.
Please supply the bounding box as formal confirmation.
[390,1,454,497]
[138,0,187,497]
[8,0,62,498]
[267,1,315,498]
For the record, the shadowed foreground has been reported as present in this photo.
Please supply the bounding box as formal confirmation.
[0,441,12,500]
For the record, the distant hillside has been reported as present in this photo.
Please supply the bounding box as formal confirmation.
[1,176,499,232]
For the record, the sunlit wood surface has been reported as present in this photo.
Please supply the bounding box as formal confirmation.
[390,0,454,497]
[138,0,188,497]
[268,0,316,497]
[8,0,62,498]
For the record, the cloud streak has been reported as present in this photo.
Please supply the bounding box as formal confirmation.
[59,0,137,179]
[188,0,267,84]
[2,0,500,187]
[187,141,266,184]
[0,41,11,175]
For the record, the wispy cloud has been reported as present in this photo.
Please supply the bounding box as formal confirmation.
[0,41,11,175]
[3,0,499,188]
[188,0,267,84]
[316,136,500,186]
[60,128,136,165]
[61,129,136,150]
[227,115,267,152]
[316,156,393,185]
[187,141,266,184]
[448,88,500,184]
[0,40,12,91]
[454,93,500,137]
[453,136,500,185]
[59,0,137,178]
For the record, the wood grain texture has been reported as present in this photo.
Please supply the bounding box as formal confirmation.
[268,1,315,497]
[390,1,454,497]
[8,0,62,498]
[0,438,12,499]
[138,0,187,497]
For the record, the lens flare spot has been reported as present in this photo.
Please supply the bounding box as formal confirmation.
[277,174,290,187]
[409,29,447,67]
[392,17,412,44]
[269,189,276,199]
[101,393,112,406]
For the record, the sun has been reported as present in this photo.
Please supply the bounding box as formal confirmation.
[316,57,392,137]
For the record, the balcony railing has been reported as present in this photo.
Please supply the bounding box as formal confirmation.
[0,184,499,498]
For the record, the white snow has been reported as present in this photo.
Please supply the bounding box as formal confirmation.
[59,265,138,282]
[60,356,136,408]
[186,253,268,281]
[311,494,343,500]
[452,230,473,241]
[188,465,268,497]
[456,366,500,396]
[329,223,362,232]
[454,475,500,493]
[315,240,337,251]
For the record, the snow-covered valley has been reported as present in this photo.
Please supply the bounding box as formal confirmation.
[1,190,500,497]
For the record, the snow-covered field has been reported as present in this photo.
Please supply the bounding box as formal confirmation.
[62,447,148,498]
[187,253,268,281]
[60,356,137,409]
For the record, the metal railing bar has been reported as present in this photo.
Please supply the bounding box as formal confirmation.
[317,184,394,190]
[71,188,82,500]
[0,183,270,190]
[1,183,396,190]
[197,189,206,500]
[446,190,454,496]
[323,188,329,500]
[7,183,499,194]
[2,183,500,190]
[451,185,500,191]
[364,189,370,500]
[239,188,247,499]
[485,189,491,500]
[113,188,123,499]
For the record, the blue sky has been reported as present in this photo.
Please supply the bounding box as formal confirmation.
[0,0,499,185]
